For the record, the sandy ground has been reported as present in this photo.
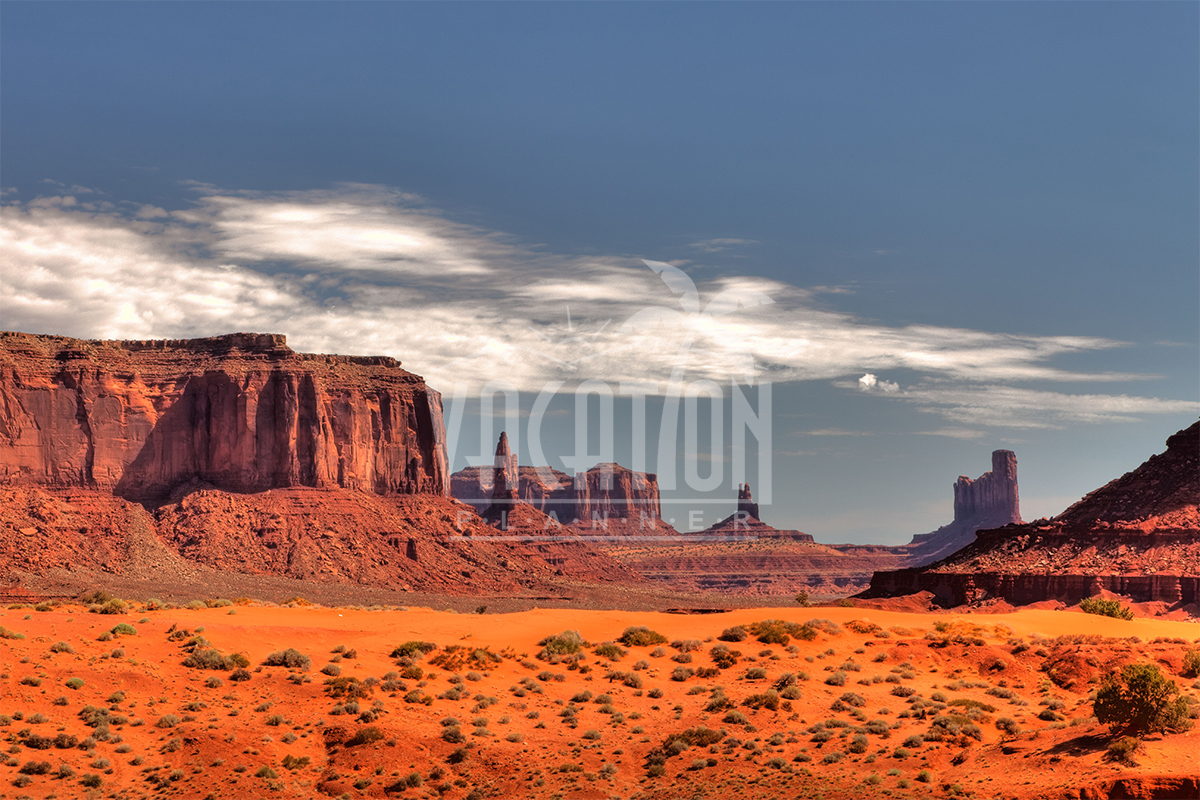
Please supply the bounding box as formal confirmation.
[1,601,1197,800]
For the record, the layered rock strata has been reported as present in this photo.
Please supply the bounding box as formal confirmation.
[0,332,448,501]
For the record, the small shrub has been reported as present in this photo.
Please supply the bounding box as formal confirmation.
[594,642,627,662]
[743,690,780,711]
[710,643,741,669]
[263,648,312,671]
[537,630,587,661]
[110,623,137,636]
[65,677,84,690]
[1105,735,1141,765]
[282,754,311,770]
[619,626,668,647]
[256,765,279,778]
[50,640,75,654]
[747,619,817,646]
[825,671,847,687]
[996,717,1021,736]
[718,626,748,642]
[346,726,385,747]
[390,641,437,659]
[1182,650,1200,679]
[1078,597,1134,620]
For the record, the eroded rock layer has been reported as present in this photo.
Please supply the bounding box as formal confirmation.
[0,332,448,501]
[0,484,637,593]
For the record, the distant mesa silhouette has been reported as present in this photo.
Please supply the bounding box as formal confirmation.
[902,449,1022,567]
[453,433,666,534]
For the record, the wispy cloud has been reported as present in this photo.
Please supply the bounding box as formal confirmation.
[687,237,757,253]
[1,183,1195,430]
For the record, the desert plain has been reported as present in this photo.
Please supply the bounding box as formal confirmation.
[1,598,1197,800]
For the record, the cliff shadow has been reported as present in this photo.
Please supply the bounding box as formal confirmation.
[114,371,244,505]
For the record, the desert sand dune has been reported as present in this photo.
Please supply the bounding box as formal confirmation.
[2,600,1196,799]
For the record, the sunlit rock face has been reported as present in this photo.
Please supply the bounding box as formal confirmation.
[0,331,449,501]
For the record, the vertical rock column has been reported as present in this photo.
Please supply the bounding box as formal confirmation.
[483,431,519,528]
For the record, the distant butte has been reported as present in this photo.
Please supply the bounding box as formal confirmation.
[451,436,668,535]
[862,421,1200,607]
[901,449,1022,567]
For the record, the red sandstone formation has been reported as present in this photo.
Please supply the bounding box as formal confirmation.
[0,483,635,593]
[571,462,663,527]
[0,332,636,593]
[698,482,814,542]
[736,482,760,520]
[0,332,447,501]
[903,449,1022,566]
[481,431,520,527]
[863,421,1200,607]
[605,538,908,596]
[450,449,664,530]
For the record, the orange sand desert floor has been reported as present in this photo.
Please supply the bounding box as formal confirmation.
[1,600,1197,800]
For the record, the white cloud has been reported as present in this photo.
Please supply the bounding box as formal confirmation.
[896,383,1199,429]
[1,183,1195,431]
[858,373,900,393]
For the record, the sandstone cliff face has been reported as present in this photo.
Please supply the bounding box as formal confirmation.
[0,484,638,594]
[1054,422,1199,531]
[864,422,1200,607]
[572,463,662,525]
[0,332,448,501]
[953,449,1021,527]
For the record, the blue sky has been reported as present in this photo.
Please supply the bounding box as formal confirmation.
[2,3,1197,543]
